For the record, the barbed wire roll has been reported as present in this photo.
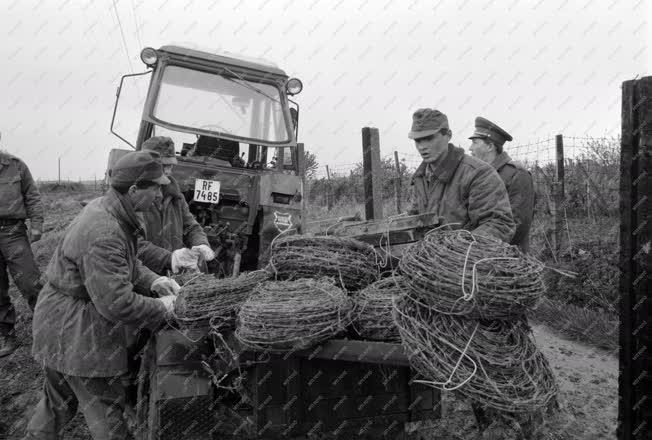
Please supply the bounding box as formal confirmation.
[269,235,380,291]
[172,270,270,330]
[352,275,407,342]
[399,229,546,319]
[235,278,353,352]
[393,294,558,413]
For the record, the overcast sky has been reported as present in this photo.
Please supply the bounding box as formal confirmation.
[0,0,650,180]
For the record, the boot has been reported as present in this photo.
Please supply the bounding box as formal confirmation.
[0,333,18,357]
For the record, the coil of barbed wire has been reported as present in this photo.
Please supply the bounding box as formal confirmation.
[235,278,353,352]
[399,229,546,319]
[352,274,406,342]
[393,294,558,413]
[269,235,380,291]
[172,270,270,330]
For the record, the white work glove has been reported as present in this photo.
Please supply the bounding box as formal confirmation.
[171,248,200,273]
[151,276,181,297]
[157,295,178,314]
[192,244,216,262]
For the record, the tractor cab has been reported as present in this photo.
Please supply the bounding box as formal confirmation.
[109,45,305,276]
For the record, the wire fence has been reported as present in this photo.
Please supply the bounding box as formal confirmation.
[306,134,621,259]
[36,178,104,193]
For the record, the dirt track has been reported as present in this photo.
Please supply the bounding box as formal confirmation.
[0,293,618,439]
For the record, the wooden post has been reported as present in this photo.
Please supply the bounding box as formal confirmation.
[393,150,402,214]
[361,127,383,220]
[552,135,565,256]
[618,75,652,440]
[325,165,333,211]
[296,143,306,233]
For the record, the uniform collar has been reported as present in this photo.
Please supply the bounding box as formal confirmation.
[162,176,182,200]
[0,152,13,165]
[491,152,512,171]
[104,188,146,237]
[413,144,465,184]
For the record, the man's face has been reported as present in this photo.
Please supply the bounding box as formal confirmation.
[469,138,494,162]
[414,131,450,163]
[129,184,162,211]
[162,164,174,176]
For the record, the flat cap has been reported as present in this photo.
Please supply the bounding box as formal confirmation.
[469,117,513,147]
[110,151,170,187]
[408,108,449,139]
[142,136,177,165]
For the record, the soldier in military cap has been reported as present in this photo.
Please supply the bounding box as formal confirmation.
[26,151,181,439]
[407,109,516,243]
[138,136,216,275]
[469,117,535,253]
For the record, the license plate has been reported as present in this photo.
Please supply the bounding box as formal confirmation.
[193,179,220,204]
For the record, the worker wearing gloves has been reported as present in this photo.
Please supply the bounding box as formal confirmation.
[25,151,179,439]
[137,136,216,274]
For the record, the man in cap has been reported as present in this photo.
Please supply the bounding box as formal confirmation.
[469,118,541,438]
[407,109,516,242]
[0,131,44,357]
[137,136,216,275]
[25,151,181,440]
[469,117,535,253]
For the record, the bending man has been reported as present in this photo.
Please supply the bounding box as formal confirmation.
[26,151,181,439]
[137,136,215,274]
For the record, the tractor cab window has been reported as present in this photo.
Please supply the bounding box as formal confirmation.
[152,65,291,144]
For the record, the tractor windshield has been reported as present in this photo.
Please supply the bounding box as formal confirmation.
[152,65,291,143]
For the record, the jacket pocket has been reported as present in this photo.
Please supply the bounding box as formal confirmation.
[0,175,24,214]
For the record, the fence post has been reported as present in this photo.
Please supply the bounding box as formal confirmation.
[325,165,333,211]
[552,134,566,256]
[361,127,384,220]
[393,151,402,214]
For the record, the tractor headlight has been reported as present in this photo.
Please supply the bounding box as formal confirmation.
[140,47,158,67]
[286,78,303,96]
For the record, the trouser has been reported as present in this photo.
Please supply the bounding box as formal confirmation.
[0,221,42,335]
[25,367,128,440]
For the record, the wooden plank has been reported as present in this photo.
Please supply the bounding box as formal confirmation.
[300,361,409,398]
[618,76,641,440]
[362,127,384,220]
[293,339,411,366]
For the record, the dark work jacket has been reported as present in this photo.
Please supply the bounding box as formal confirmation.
[137,176,209,275]
[491,152,535,253]
[31,189,166,377]
[408,144,516,243]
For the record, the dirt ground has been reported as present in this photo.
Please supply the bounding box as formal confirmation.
[0,295,618,439]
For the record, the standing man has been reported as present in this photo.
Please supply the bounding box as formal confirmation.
[469,118,539,437]
[25,151,181,439]
[0,132,44,357]
[406,108,516,242]
[469,117,535,253]
[137,136,216,274]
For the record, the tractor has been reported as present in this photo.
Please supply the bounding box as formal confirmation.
[108,44,441,439]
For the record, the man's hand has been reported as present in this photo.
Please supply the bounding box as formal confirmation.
[151,276,181,297]
[157,295,178,314]
[171,248,200,273]
[192,244,216,262]
[30,228,42,243]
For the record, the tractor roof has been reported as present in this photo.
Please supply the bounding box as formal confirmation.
[158,45,288,77]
